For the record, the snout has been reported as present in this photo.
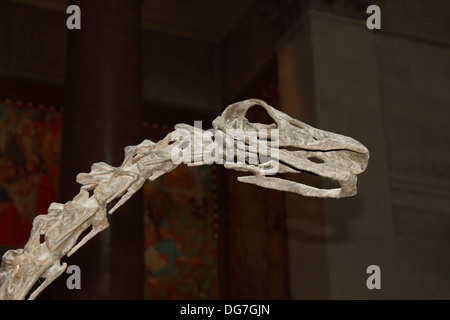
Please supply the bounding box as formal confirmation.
[275,137,369,198]
[310,148,369,176]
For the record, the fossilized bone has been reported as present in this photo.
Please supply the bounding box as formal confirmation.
[0,99,369,300]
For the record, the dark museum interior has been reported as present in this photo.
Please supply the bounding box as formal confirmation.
[0,0,449,300]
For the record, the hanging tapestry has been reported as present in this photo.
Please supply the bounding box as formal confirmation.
[142,124,219,299]
[0,99,61,248]
[0,99,219,298]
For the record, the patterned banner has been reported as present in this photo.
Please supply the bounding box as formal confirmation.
[0,101,219,298]
[142,124,219,299]
[0,100,61,247]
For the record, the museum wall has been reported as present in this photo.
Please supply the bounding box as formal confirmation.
[376,30,450,300]
[277,2,450,299]
[0,2,66,86]
[0,1,222,114]
[220,3,278,103]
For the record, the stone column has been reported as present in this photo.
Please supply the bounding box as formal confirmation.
[309,11,399,299]
[277,20,330,300]
[277,11,401,299]
[54,0,143,299]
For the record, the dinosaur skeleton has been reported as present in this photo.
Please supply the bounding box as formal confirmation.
[0,99,369,300]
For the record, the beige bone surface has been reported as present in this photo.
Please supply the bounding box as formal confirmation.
[0,99,369,300]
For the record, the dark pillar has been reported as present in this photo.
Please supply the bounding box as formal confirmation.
[53,0,143,299]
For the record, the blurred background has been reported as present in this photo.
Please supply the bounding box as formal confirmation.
[0,0,449,299]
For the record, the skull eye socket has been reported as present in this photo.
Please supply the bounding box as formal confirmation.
[307,156,325,164]
[244,104,277,127]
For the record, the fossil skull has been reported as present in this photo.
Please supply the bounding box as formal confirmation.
[213,99,369,198]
